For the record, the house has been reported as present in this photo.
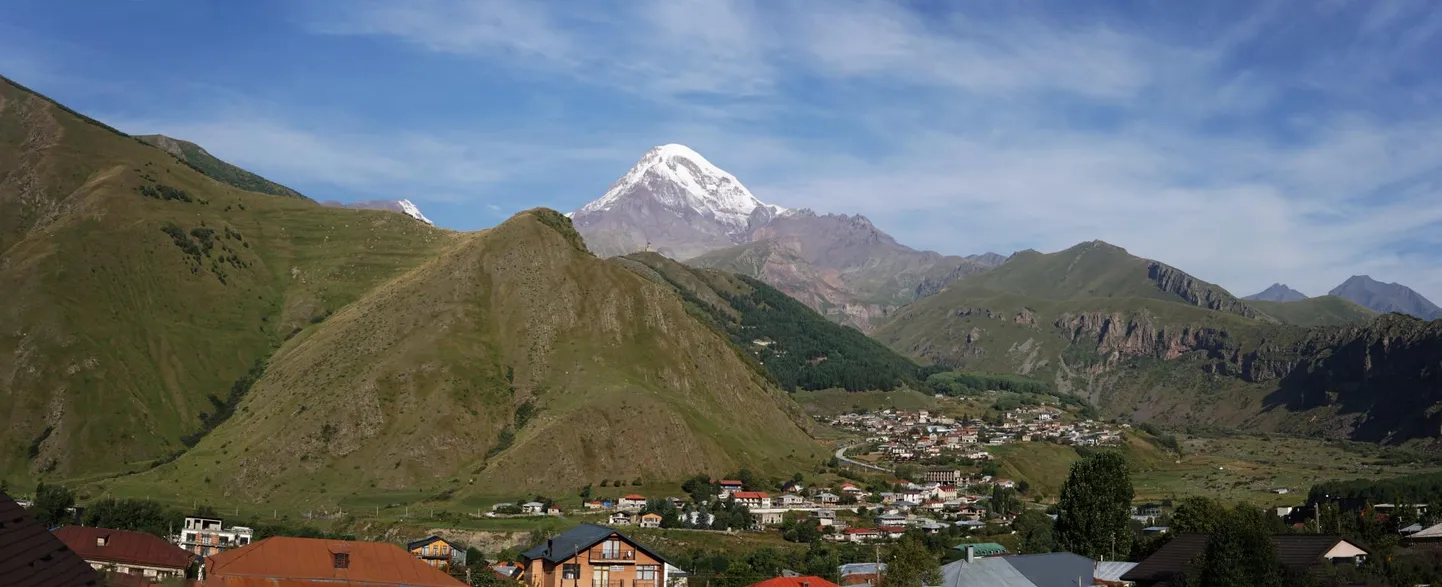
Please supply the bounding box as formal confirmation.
[518,524,672,587]
[200,536,466,586]
[924,469,964,484]
[585,500,606,510]
[837,562,885,587]
[639,513,663,528]
[1132,503,1163,518]
[951,542,1009,558]
[752,509,786,526]
[54,526,195,582]
[777,494,807,508]
[940,550,1094,587]
[609,512,633,526]
[747,576,841,587]
[1121,534,1369,586]
[619,494,648,510]
[814,492,841,506]
[718,480,745,497]
[174,515,254,557]
[843,528,882,543]
[840,483,862,495]
[408,535,465,570]
[521,502,546,515]
[732,491,772,509]
[0,490,105,587]
[877,526,905,540]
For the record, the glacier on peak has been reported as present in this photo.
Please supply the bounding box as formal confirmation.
[576,144,784,233]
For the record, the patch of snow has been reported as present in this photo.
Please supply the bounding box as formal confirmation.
[577,144,784,234]
[396,199,434,225]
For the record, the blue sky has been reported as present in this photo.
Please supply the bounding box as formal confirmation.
[4,0,1442,302]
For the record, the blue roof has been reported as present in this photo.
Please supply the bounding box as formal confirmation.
[839,562,886,576]
[941,553,1094,587]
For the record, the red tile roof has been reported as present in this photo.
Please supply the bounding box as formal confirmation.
[622,494,646,500]
[718,480,744,486]
[55,525,195,570]
[747,576,841,587]
[732,491,770,499]
[202,536,465,587]
[0,491,104,587]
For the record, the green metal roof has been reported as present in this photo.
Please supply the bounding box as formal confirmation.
[951,542,1010,557]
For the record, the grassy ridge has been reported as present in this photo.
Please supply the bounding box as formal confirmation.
[1248,296,1375,327]
[0,76,455,484]
[136,134,309,200]
[96,210,823,508]
[619,253,922,391]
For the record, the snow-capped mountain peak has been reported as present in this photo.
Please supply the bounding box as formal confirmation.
[577,144,783,233]
[396,199,434,225]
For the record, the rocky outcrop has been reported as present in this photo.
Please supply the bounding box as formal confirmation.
[1146,262,1263,319]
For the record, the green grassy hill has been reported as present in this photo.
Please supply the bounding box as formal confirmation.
[100,210,821,506]
[1248,296,1375,327]
[874,241,1442,445]
[0,75,455,485]
[617,252,922,391]
[135,134,309,200]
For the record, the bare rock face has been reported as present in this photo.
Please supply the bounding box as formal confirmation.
[1328,275,1442,320]
[1147,262,1262,319]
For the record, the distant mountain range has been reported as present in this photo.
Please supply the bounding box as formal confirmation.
[1329,275,1442,320]
[1243,283,1308,302]
[571,144,1001,329]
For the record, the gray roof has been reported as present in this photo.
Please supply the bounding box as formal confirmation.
[520,524,672,565]
[941,553,1094,587]
[839,562,885,577]
[1092,561,1137,582]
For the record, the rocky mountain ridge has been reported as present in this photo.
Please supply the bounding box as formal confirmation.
[1329,275,1442,320]
[1244,283,1308,302]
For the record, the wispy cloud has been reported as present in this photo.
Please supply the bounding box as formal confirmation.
[45,0,1442,301]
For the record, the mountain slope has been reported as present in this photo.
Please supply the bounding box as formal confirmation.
[873,241,1442,445]
[688,211,992,329]
[321,199,434,225]
[1249,296,1375,327]
[1244,283,1307,302]
[616,252,922,391]
[571,144,782,259]
[104,210,821,504]
[1329,275,1442,320]
[135,134,309,200]
[0,75,455,483]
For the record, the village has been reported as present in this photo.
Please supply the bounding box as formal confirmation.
[820,406,1126,465]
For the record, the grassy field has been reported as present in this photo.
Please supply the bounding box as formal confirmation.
[792,389,941,416]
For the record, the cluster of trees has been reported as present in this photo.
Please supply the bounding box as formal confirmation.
[666,535,938,587]
[1309,471,1442,507]
[920,368,1099,418]
[182,358,267,447]
[638,495,752,531]
[22,483,352,541]
[137,183,196,202]
[720,277,923,392]
[1136,422,1182,453]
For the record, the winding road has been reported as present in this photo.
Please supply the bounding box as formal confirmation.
[834,444,893,473]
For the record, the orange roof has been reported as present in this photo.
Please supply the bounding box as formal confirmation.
[202,536,464,587]
[718,480,744,486]
[54,526,195,571]
[732,491,769,499]
[623,494,646,500]
[748,576,840,587]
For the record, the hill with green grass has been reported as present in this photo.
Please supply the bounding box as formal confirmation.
[0,75,456,486]
[101,210,821,505]
[135,134,309,200]
[616,252,922,391]
[875,240,1442,445]
[1248,296,1375,327]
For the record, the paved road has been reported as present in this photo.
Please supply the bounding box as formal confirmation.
[834,444,893,473]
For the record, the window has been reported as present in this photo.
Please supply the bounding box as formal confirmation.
[562,564,580,579]
[601,539,621,558]
[638,566,659,581]
[333,553,350,569]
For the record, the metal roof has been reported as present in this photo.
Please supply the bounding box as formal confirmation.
[55,525,196,570]
[1092,561,1138,582]
[203,536,465,587]
[941,553,1094,587]
[519,524,673,566]
[0,491,104,587]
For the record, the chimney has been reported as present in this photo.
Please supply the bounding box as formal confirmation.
[547,539,554,556]
[965,544,975,564]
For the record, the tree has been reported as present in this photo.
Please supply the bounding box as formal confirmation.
[1054,452,1134,561]
[1171,496,1227,534]
[579,484,593,500]
[1197,505,1283,587]
[1012,510,1056,554]
[33,483,75,528]
[83,499,178,536]
[880,534,941,587]
[989,485,1020,518]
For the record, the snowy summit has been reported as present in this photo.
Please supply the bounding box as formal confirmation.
[396,199,434,225]
[578,144,784,235]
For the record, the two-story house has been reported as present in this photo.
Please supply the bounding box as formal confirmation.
[618,495,648,510]
[732,491,771,509]
[174,515,254,557]
[520,524,672,587]
[717,480,745,498]
[408,535,464,570]
[55,526,195,582]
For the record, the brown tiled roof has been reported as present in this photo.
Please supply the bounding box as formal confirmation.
[747,576,841,587]
[1121,533,1364,582]
[55,525,195,570]
[202,536,466,587]
[0,490,104,587]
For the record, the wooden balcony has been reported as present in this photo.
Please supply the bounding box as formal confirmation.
[587,548,637,563]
